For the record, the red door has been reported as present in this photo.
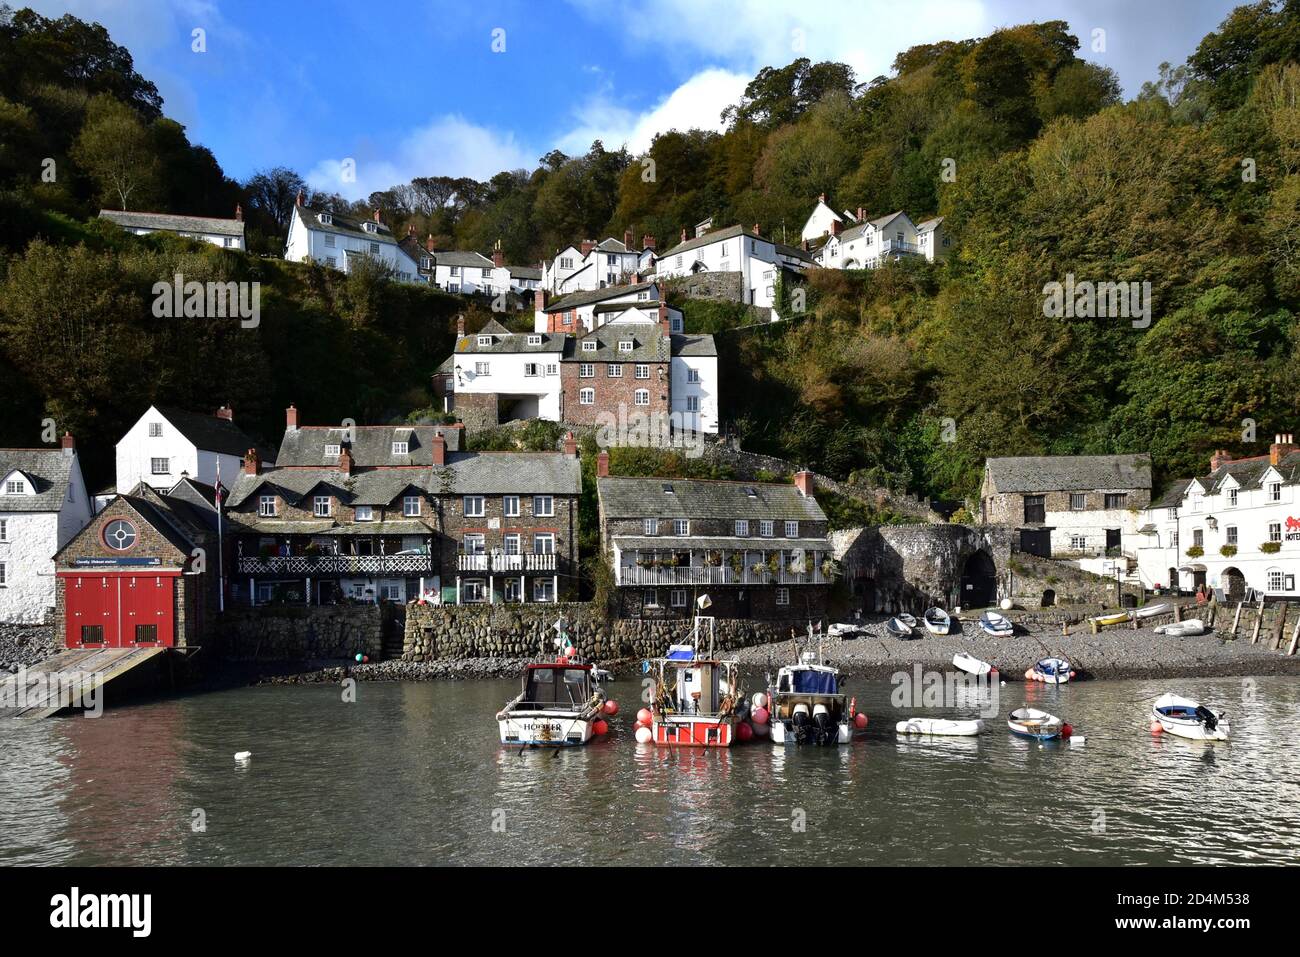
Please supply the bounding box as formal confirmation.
[64,574,118,648]
[62,573,176,648]
[120,574,175,647]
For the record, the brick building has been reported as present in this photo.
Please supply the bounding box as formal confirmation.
[561,322,670,426]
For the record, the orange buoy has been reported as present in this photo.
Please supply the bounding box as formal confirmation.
[854,712,868,730]
[1150,720,1164,734]
[603,699,619,716]
[592,718,609,736]
[636,708,652,726]
[752,707,769,725]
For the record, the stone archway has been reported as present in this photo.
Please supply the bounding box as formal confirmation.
[959,550,997,608]
[1221,567,1246,602]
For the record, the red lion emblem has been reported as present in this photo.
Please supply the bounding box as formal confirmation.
[1287,516,1300,531]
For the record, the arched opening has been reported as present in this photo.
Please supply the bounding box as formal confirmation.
[1221,567,1246,602]
[959,550,997,608]
[1041,588,1056,608]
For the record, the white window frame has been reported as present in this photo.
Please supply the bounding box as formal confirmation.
[148,422,163,437]
[0,518,6,541]
[775,587,790,606]
[670,589,688,608]
[1226,525,1238,545]
[503,533,521,555]
[464,496,485,518]
[355,506,374,522]
[1270,522,1282,543]
[579,388,595,405]
[608,364,623,378]
[735,519,748,536]
[1070,493,1086,510]
[635,364,650,379]
[0,561,6,587]
[533,578,556,602]
[643,518,657,536]
[533,532,555,555]
[582,340,598,352]
[618,340,634,353]
[580,363,595,378]
[403,495,421,517]
[1269,481,1282,502]
[392,441,409,455]
[785,521,798,537]
[503,495,520,517]
[673,519,689,536]
[475,361,490,376]
[313,495,331,517]
[634,390,650,406]
[324,443,341,456]
[258,495,277,517]
[150,457,170,476]
[463,533,486,555]
[760,520,774,537]
[533,495,554,517]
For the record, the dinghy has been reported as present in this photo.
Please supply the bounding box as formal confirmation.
[1029,656,1073,684]
[979,610,1014,638]
[1154,618,1205,637]
[924,607,953,635]
[1152,693,1229,741]
[952,651,996,677]
[885,616,916,639]
[1007,707,1064,741]
[896,717,985,737]
[898,613,918,629]
[1090,610,1132,627]
[1133,602,1172,620]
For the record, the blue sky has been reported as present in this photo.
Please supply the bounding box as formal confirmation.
[31,0,1242,199]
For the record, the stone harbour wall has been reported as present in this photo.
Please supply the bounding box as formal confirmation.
[218,605,385,661]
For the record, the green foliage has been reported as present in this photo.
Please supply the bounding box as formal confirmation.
[817,489,921,531]
[1260,541,1282,554]
[466,420,566,452]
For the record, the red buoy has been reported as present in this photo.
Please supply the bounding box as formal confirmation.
[592,719,609,736]
[752,707,770,725]
[636,708,652,725]
[736,721,754,742]
[604,699,619,716]
[1061,723,1073,738]
[854,712,868,730]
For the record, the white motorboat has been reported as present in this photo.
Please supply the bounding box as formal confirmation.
[768,651,856,745]
[895,717,985,736]
[1007,707,1064,740]
[979,610,1014,637]
[952,651,996,677]
[924,607,954,635]
[1152,693,1229,741]
[496,660,607,746]
[1133,602,1172,619]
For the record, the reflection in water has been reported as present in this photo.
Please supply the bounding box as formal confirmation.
[0,674,1296,865]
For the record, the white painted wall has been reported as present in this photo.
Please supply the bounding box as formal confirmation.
[285,207,422,282]
[116,224,244,250]
[452,349,564,421]
[0,455,91,623]
[801,200,843,242]
[670,355,719,434]
[116,407,244,493]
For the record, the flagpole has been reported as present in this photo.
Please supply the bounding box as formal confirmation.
[216,460,225,613]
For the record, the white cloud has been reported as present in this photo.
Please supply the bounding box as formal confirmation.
[556,68,751,155]
[305,115,533,200]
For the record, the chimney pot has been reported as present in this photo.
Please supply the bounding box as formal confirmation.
[1210,449,1232,472]
[681,227,688,243]
[1270,433,1297,467]
[60,431,75,454]
[857,207,865,221]
[563,432,578,457]
[234,204,243,222]
[456,314,465,337]
[295,189,304,207]
[425,234,435,253]
[373,209,382,223]
[432,432,446,466]
[216,405,233,421]
[642,234,656,251]
[580,239,595,258]
[492,247,504,268]
[829,219,841,237]
[286,405,299,431]
[596,450,610,478]
[243,448,260,475]
[818,193,826,204]
[794,470,815,498]
[753,223,761,236]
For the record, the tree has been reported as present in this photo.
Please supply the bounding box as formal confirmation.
[244,166,307,230]
[70,93,160,209]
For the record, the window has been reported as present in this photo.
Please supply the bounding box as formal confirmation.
[1070,493,1086,510]
[323,232,335,246]
[687,368,701,383]
[673,519,689,536]
[258,496,276,517]
[1193,529,1204,548]
[355,506,374,521]
[150,458,170,475]
[148,422,163,437]
[533,532,555,555]
[1069,534,1087,550]
[608,364,623,377]
[462,579,487,602]
[735,519,749,536]
[503,534,521,555]
[760,520,774,537]
[580,363,595,378]
[475,361,490,376]
[643,518,658,535]
[1024,495,1046,524]
[1167,507,1178,519]
[524,363,540,377]
[103,519,137,551]
[644,589,660,608]
[582,340,597,352]
[368,242,380,256]
[313,496,331,517]
[392,441,409,455]
[324,443,341,456]
[671,589,687,608]
[380,582,402,601]
[403,496,421,517]
[559,257,573,269]
[1269,481,1282,502]
[527,334,542,345]
[546,363,558,376]
[635,364,650,379]
[671,316,683,332]
[785,521,798,537]
[464,496,485,517]
[0,519,6,541]
[1269,569,1285,592]
[686,396,700,412]
[776,587,790,606]
[4,480,24,495]
[477,335,492,346]
[0,561,5,586]
[503,495,520,517]
[534,578,556,602]
[634,390,650,406]
[1227,488,1238,507]
[463,534,486,555]
[1270,522,1282,543]
[1226,525,1238,545]
[618,340,634,352]
[533,495,554,517]
[579,388,595,405]
[1104,493,1128,509]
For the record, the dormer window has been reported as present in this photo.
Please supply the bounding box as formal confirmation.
[477,335,492,346]
[392,441,409,456]
[618,340,634,352]
[324,444,341,456]
[362,221,378,233]
[4,478,26,495]
[318,213,332,225]
[527,334,542,346]
[582,341,597,352]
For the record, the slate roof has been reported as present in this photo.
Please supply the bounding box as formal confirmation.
[453,326,565,354]
[1201,452,1300,492]
[1149,480,1191,509]
[564,323,669,362]
[434,250,494,269]
[235,518,435,536]
[294,204,397,244]
[670,333,717,358]
[99,209,245,238]
[917,217,944,233]
[0,448,77,513]
[592,300,664,315]
[275,423,463,467]
[509,266,541,280]
[659,224,754,258]
[985,454,1152,494]
[154,407,262,458]
[597,476,827,523]
[546,282,657,313]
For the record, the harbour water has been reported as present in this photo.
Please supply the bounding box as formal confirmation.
[2,674,1298,866]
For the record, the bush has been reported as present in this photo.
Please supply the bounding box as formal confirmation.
[1260,541,1282,554]
[1184,545,1204,558]
[1219,544,1237,557]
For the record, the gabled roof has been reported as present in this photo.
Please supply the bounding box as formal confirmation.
[508,266,541,280]
[0,449,77,512]
[99,209,245,238]
[597,476,827,523]
[275,423,463,467]
[1199,451,1300,493]
[433,452,582,496]
[454,326,565,354]
[1150,480,1191,509]
[985,454,1151,494]
[546,281,657,313]
[564,323,668,363]
[916,217,944,233]
[293,204,397,244]
[671,333,717,358]
[434,250,495,268]
[659,224,761,259]
[152,407,261,459]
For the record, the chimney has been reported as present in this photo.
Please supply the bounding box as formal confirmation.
[286,404,299,431]
[407,223,416,236]
[752,223,761,236]
[295,189,304,207]
[432,432,446,466]
[534,289,548,314]
[659,301,671,337]
[856,207,865,221]
[580,239,595,258]
[563,431,577,457]
[681,227,688,243]
[425,234,436,253]
[1270,433,1296,466]
[624,228,634,249]
[632,271,640,284]
[492,247,504,268]
[794,470,815,498]
[801,239,810,251]
[60,431,75,455]
[829,219,841,237]
[1209,449,1232,472]
[372,209,382,224]
[234,204,243,222]
[818,193,826,204]
[338,446,353,475]
[243,448,259,476]
[596,450,609,478]
[456,314,465,337]
[642,234,656,251]
[216,405,233,421]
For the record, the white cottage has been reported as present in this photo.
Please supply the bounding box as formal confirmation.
[284,195,422,282]
[652,223,814,319]
[0,436,92,624]
[541,231,656,294]
[99,207,247,250]
[116,405,265,494]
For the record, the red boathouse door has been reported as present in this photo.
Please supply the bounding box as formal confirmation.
[62,572,178,648]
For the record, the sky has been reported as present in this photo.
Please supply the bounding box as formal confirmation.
[29,0,1244,200]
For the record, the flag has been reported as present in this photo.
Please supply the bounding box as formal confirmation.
[214,459,225,507]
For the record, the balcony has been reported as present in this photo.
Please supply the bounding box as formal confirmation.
[616,564,827,586]
[457,553,558,573]
[237,553,435,576]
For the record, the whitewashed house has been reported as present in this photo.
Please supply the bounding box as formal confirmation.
[799,194,851,243]
[284,195,422,282]
[99,207,246,250]
[669,334,719,435]
[540,232,655,294]
[451,319,566,425]
[652,223,814,319]
[1130,437,1300,599]
[800,196,949,269]
[0,437,92,624]
[536,281,665,334]
[116,405,264,493]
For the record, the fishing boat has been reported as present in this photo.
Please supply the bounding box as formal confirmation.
[1090,610,1132,627]
[496,660,607,746]
[895,717,984,736]
[979,610,1015,637]
[885,616,916,639]
[767,651,855,745]
[1029,656,1073,684]
[1133,602,1172,620]
[647,643,741,747]
[1152,693,1229,741]
[952,651,996,677]
[1155,618,1206,637]
[1007,707,1064,741]
[924,607,954,635]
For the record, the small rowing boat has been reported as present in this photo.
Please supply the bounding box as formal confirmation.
[979,610,1014,638]
[896,717,985,736]
[1133,602,1172,620]
[1007,707,1064,740]
[1152,693,1229,741]
[885,616,916,639]
[924,607,954,635]
[1154,618,1205,637]
[1029,656,1073,684]
[952,651,996,677]
[1090,610,1132,627]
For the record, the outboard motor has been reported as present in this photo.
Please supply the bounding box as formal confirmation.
[792,703,811,743]
[812,703,835,745]
[1195,705,1219,731]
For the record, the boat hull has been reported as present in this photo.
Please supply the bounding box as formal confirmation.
[1152,695,1229,741]
[498,713,596,746]
[651,715,736,747]
[1007,708,1063,740]
[952,653,993,676]
[771,717,852,745]
[896,718,984,736]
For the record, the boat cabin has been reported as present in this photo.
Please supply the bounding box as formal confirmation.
[776,664,840,696]
[516,663,593,711]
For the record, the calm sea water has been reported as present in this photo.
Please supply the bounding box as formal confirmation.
[2,673,1298,866]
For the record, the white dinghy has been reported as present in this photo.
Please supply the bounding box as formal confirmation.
[924,607,953,635]
[1154,618,1206,637]
[952,651,996,677]
[1152,693,1229,741]
[1007,707,1064,741]
[1133,602,1172,620]
[896,717,985,737]
[979,610,1015,638]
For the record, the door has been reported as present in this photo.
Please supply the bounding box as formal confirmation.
[1105,528,1121,555]
[1023,495,1046,524]
[65,574,118,648]
[1018,528,1051,558]
[120,574,175,647]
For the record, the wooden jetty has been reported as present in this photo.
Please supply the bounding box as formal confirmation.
[0,646,167,719]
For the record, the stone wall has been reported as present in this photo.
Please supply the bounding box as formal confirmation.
[1006,552,1134,607]
[218,605,384,660]
[660,272,744,303]
[455,392,499,432]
